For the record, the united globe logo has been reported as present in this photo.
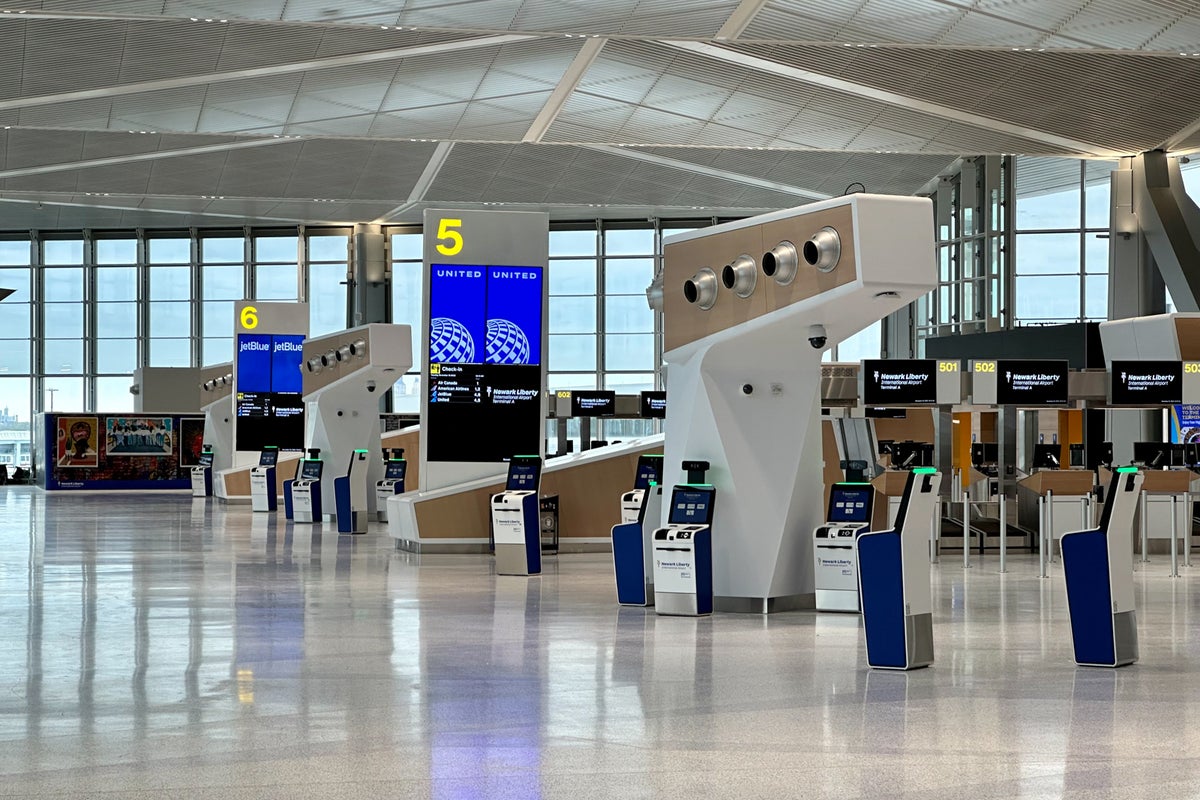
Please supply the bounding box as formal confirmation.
[486,319,531,365]
[429,317,475,363]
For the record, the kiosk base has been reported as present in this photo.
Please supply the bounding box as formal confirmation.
[654,592,702,616]
[495,543,533,576]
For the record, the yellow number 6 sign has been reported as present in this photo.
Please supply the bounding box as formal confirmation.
[240,305,258,330]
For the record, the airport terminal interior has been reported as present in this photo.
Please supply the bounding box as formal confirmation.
[10,2,1200,798]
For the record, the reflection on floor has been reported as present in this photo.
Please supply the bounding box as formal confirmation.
[1,487,1199,798]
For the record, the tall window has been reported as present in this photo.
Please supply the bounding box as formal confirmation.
[548,228,599,391]
[1014,157,1113,325]
[42,237,86,409]
[253,232,299,301]
[199,233,245,366]
[389,231,422,413]
[307,231,349,337]
[94,235,139,411]
[0,237,31,433]
[147,235,193,368]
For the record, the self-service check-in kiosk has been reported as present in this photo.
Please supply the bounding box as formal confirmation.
[375,448,407,522]
[334,449,370,534]
[250,447,279,513]
[491,456,542,576]
[612,479,664,606]
[191,446,214,497]
[814,482,876,612]
[653,461,715,616]
[620,454,664,524]
[856,468,941,669]
[285,450,324,524]
[1061,467,1145,668]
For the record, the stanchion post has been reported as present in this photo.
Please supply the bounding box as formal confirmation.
[1140,490,1149,564]
[1045,489,1055,574]
[999,491,1007,574]
[963,487,971,569]
[1186,492,1193,569]
[1171,494,1180,578]
[1039,494,1047,579]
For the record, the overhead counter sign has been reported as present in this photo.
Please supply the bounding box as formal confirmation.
[972,359,1068,406]
[1109,361,1182,405]
[861,359,961,407]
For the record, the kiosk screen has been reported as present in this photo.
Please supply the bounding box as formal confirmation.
[258,449,278,467]
[633,455,663,490]
[506,458,541,491]
[1133,441,1170,468]
[384,460,408,481]
[971,442,998,466]
[299,460,322,480]
[198,452,213,468]
[1032,444,1060,469]
[828,485,873,524]
[669,487,716,525]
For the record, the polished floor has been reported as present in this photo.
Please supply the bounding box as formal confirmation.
[3,489,1200,798]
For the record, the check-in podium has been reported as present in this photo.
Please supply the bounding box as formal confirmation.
[856,469,942,670]
[1017,469,1096,552]
[1061,468,1145,667]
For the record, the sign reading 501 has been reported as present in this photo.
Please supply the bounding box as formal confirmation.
[434,218,463,256]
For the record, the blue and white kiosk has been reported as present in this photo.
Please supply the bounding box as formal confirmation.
[813,482,876,612]
[249,446,279,513]
[611,454,666,606]
[1061,466,1145,668]
[856,467,942,669]
[191,446,215,497]
[334,449,370,534]
[375,449,408,522]
[619,454,664,524]
[285,450,324,523]
[652,461,715,617]
[491,455,543,576]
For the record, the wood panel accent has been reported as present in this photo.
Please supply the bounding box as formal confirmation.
[1018,469,1095,496]
[381,427,420,491]
[1058,410,1083,466]
[1175,317,1200,359]
[663,202,858,352]
[873,408,936,444]
[220,453,301,498]
[413,445,661,540]
[953,411,972,489]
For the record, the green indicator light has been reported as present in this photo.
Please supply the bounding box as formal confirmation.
[353,449,368,453]
[514,454,540,458]
[913,467,938,474]
[680,483,714,487]
[836,482,873,486]
[1116,466,1139,473]
[648,480,657,486]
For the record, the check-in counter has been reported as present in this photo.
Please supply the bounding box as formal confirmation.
[1103,467,1196,555]
[1017,470,1096,549]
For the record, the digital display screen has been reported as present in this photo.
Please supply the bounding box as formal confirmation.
[507,463,540,492]
[828,486,872,524]
[236,333,306,452]
[385,460,408,481]
[669,488,716,525]
[1110,361,1182,405]
[426,264,543,463]
[258,449,278,467]
[640,391,666,418]
[995,359,1069,406]
[633,455,663,490]
[862,359,937,406]
[571,390,615,417]
[198,452,213,468]
[299,460,322,480]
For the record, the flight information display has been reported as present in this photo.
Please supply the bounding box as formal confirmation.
[426,264,544,462]
[995,359,1069,406]
[862,360,937,406]
[1110,361,1182,405]
[571,390,615,417]
[236,333,305,452]
[640,391,666,418]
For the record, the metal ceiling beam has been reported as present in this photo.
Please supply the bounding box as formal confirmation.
[715,0,770,41]
[580,145,832,200]
[1161,115,1200,151]
[523,38,607,143]
[663,41,1115,157]
[0,33,536,115]
[375,141,456,222]
[0,137,300,179]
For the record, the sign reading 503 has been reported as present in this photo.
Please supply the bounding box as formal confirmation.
[1186,362,1200,374]
[434,218,464,256]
